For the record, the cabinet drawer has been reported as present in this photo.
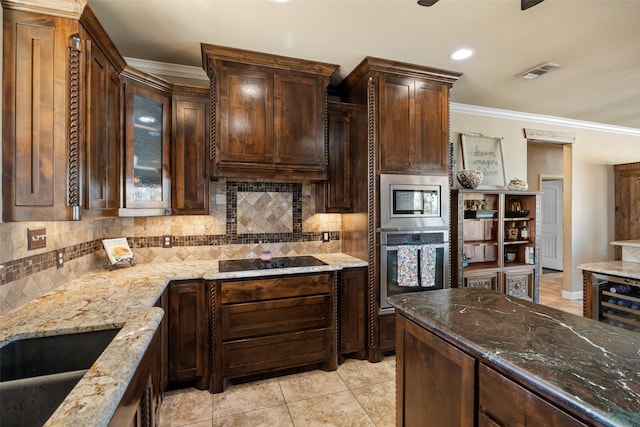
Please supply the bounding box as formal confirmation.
[221,295,331,340]
[222,329,332,377]
[220,273,333,303]
[479,364,587,427]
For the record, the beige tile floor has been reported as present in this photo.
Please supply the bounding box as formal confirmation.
[159,272,579,427]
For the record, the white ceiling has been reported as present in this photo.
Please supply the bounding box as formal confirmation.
[87,0,640,130]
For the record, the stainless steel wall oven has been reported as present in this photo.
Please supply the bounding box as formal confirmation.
[379,229,449,312]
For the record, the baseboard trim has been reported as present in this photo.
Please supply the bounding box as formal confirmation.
[562,290,584,301]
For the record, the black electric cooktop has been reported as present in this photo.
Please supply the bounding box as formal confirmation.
[218,256,327,272]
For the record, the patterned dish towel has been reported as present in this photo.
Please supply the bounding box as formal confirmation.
[397,245,419,287]
[420,244,437,287]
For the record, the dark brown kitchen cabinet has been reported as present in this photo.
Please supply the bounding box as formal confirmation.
[396,313,475,427]
[316,102,365,213]
[120,73,172,216]
[478,364,587,427]
[168,280,209,388]
[339,268,367,360]
[396,310,590,427]
[378,74,451,174]
[80,7,125,217]
[109,327,162,427]
[1,9,79,221]
[614,162,640,260]
[153,288,168,421]
[378,312,396,353]
[212,273,337,393]
[340,56,461,176]
[201,43,338,180]
[172,88,209,214]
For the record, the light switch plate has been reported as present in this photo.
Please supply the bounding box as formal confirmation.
[322,232,330,243]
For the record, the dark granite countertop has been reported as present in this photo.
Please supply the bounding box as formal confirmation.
[389,288,640,427]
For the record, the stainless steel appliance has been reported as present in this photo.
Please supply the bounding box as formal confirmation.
[380,174,449,230]
[379,229,449,312]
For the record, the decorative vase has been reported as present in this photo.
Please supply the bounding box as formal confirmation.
[457,170,483,189]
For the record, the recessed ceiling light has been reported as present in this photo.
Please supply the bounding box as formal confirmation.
[451,48,474,61]
[271,0,291,3]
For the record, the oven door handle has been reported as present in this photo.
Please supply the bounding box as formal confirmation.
[380,242,448,251]
[417,248,422,286]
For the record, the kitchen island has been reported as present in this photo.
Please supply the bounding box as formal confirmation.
[389,288,640,427]
[0,253,366,427]
[577,239,640,322]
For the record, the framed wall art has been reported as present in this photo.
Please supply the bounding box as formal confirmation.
[460,133,507,188]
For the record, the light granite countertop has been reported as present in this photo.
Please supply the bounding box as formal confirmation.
[576,260,640,281]
[0,253,367,427]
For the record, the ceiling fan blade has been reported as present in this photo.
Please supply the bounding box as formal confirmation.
[417,0,440,6]
[521,0,545,10]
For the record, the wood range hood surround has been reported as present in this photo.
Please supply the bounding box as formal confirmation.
[201,43,339,181]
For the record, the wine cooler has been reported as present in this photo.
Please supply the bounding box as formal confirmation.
[592,273,640,332]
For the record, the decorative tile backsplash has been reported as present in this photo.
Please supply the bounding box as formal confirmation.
[0,180,343,314]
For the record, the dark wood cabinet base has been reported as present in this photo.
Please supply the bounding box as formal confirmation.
[211,272,338,393]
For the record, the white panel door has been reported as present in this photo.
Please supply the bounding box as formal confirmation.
[541,180,563,270]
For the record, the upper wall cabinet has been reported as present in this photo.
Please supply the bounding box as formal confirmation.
[120,70,172,216]
[316,102,365,213]
[2,8,80,221]
[340,57,462,175]
[80,6,126,217]
[172,87,210,215]
[201,44,338,180]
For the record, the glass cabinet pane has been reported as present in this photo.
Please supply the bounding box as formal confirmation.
[121,79,171,215]
[133,94,164,201]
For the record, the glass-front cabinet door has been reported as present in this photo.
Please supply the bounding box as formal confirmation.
[121,79,171,215]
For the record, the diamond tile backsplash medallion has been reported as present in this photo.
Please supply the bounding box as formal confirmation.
[237,191,293,234]
[226,181,303,241]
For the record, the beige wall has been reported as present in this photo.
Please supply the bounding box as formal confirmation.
[451,109,640,295]
[527,143,563,186]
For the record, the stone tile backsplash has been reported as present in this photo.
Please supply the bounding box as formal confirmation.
[0,180,343,315]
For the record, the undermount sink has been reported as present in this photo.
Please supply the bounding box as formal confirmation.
[0,328,121,427]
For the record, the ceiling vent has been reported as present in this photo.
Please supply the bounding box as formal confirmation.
[519,63,561,80]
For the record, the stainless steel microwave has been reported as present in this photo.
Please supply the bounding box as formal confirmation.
[380,174,449,230]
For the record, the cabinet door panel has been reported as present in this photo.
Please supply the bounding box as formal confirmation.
[14,23,55,207]
[121,81,171,213]
[326,108,351,211]
[339,268,366,355]
[218,64,272,163]
[172,95,209,214]
[168,281,208,383]
[503,268,535,301]
[396,314,475,427]
[414,80,448,173]
[85,41,120,215]
[378,75,412,173]
[274,73,325,166]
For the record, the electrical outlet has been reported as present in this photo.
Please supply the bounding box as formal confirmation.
[163,235,173,248]
[322,232,330,243]
[55,250,64,268]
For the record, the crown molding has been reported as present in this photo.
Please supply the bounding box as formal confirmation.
[451,102,640,137]
[1,0,86,18]
[125,57,208,81]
